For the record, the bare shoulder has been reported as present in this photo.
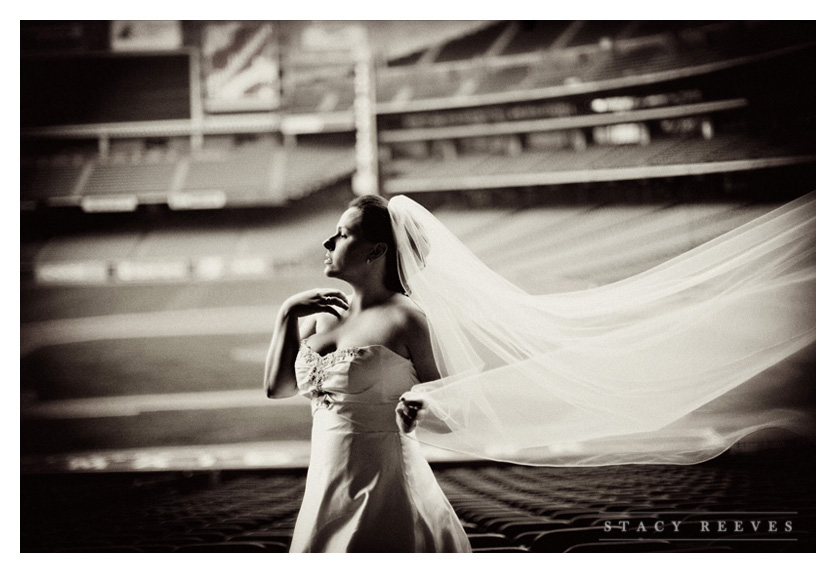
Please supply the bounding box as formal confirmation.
[374,294,431,351]
[387,295,429,345]
[390,295,438,382]
[388,294,428,332]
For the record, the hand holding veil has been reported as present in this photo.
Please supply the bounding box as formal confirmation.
[389,193,815,466]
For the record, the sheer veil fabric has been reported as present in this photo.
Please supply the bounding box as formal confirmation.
[389,193,815,466]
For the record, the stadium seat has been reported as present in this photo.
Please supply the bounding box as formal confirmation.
[527,527,605,552]
[495,520,573,539]
[466,533,515,549]
[132,543,181,552]
[227,531,294,544]
[174,541,288,552]
[565,540,673,553]
[55,545,144,553]
[436,22,507,62]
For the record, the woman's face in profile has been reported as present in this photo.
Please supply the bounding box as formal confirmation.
[323,208,371,279]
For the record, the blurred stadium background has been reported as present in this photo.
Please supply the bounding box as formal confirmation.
[20,20,814,552]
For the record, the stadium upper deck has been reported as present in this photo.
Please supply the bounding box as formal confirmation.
[20,20,814,212]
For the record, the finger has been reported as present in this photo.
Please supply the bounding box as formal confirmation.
[318,300,347,311]
[315,293,349,311]
[396,403,413,418]
[402,400,423,411]
[400,392,424,406]
[396,410,414,430]
[320,290,349,303]
[331,290,350,303]
[397,407,416,425]
[326,296,350,309]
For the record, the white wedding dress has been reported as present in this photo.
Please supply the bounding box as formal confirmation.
[289,339,471,553]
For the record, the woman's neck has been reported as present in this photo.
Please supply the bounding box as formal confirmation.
[348,282,396,312]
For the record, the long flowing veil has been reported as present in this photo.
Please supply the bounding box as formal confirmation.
[389,193,815,466]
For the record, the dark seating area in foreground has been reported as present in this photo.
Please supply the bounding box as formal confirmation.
[21,446,814,553]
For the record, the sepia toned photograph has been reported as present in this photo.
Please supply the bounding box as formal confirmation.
[20,19,815,554]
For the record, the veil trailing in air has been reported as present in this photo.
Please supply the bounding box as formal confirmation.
[389,193,815,466]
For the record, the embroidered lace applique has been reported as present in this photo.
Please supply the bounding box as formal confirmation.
[301,343,361,410]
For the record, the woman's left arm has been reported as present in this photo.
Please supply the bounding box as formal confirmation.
[405,308,440,384]
[396,308,441,434]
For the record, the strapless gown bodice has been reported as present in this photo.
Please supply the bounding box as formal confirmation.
[295,342,418,432]
[288,341,471,553]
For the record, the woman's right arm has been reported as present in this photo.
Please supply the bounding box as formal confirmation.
[264,289,348,399]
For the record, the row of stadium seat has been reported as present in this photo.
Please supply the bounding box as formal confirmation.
[20,142,355,210]
[21,448,814,552]
[389,21,810,66]
[381,133,815,195]
[371,22,812,112]
[273,22,813,116]
[22,127,811,214]
[21,190,785,288]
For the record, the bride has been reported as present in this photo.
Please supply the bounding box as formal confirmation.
[264,191,815,552]
[264,194,471,552]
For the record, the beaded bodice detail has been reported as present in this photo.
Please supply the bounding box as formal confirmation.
[295,339,418,416]
[297,343,360,409]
